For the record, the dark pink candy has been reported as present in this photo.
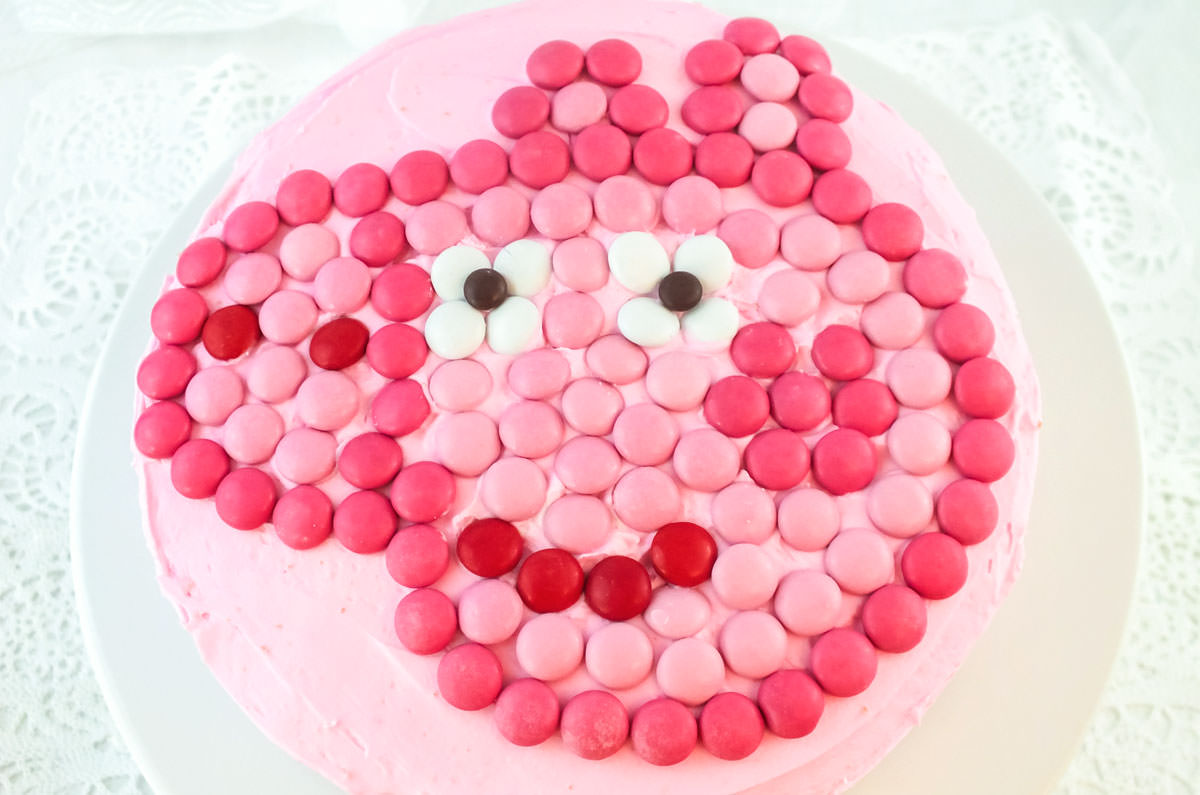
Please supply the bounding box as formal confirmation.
[681,85,745,134]
[170,438,229,499]
[723,17,780,54]
[494,679,560,747]
[779,35,832,75]
[904,248,967,308]
[955,357,1016,418]
[390,460,455,523]
[952,418,1015,482]
[861,584,927,652]
[370,262,434,321]
[333,490,397,554]
[151,288,207,345]
[223,201,279,252]
[338,432,404,490]
[936,479,999,545]
[769,371,831,431]
[799,73,853,122]
[743,428,810,490]
[703,375,770,438]
[176,237,227,288]
[811,324,874,381]
[684,39,744,85]
[136,346,197,400]
[902,533,968,599]
[396,589,457,655]
[385,523,450,588]
[366,322,428,380]
[809,628,877,696]
[349,211,406,267]
[585,39,642,86]
[631,698,697,766]
[694,132,754,187]
[751,150,813,207]
[527,40,585,89]
[214,467,276,531]
[449,139,508,194]
[731,322,795,377]
[275,169,332,225]
[699,692,765,761]
[632,127,693,186]
[133,400,191,459]
[811,168,872,223]
[561,690,629,760]
[437,642,502,709]
[609,84,668,134]
[389,150,449,206]
[832,378,898,437]
[796,118,852,171]
[492,85,551,138]
[757,669,824,738]
[509,130,571,189]
[572,123,632,182]
[811,427,876,495]
[370,378,430,437]
[934,302,995,362]
[272,485,333,550]
[861,203,924,261]
[333,162,390,218]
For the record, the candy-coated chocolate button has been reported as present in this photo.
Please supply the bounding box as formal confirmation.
[936,479,999,545]
[176,237,226,288]
[223,201,278,252]
[458,579,523,645]
[904,248,967,308]
[779,213,841,271]
[429,359,491,411]
[479,457,547,521]
[309,317,369,371]
[133,401,191,459]
[531,183,593,240]
[724,16,780,54]
[951,418,1015,482]
[369,378,428,437]
[433,411,500,477]
[183,366,243,426]
[561,691,629,760]
[703,375,769,437]
[137,346,197,400]
[682,85,744,134]
[170,438,229,499]
[151,288,207,345]
[812,324,873,381]
[711,543,779,609]
[832,378,898,436]
[498,400,564,459]
[769,372,831,431]
[456,517,523,578]
[811,428,877,494]
[492,85,550,139]
[585,38,641,86]
[390,461,455,523]
[245,344,305,404]
[202,304,258,361]
[572,123,632,182]
[593,175,658,232]
[544,495,612,553]
[585,623,653,689]
[796,118,852,170]
[672,428,740,492]
[405,201,468,256]
[886,348,953,409]
[366,323,427,380]
[774,569,842,636]
[449,139,508,194]
[611,466,681,532]
[385,523,448,588]
[886,413,952,476]
[861,291,924,350]
[655,638,724,706]
[933,302,995,362]
[739,101,798,152]
[437,643,502,708]
[551,81,607,133]
[719,612,786,680]
[516,614,583,681]
[333,490,397,554]
[811,168,872,224]
[609,83,668,134]
[777,489,840,552]
[740,53,800,102]
[258,290,317,345]
[718,209,778,269]
[954,357,1016,418]
[509,130,571,189]
[827,250,889,305]
[494,679,560,747]
[685,38,743,85]
[561,378,624,437]
[585,334,648,385]
[349,210,407,267]
[551,236,608,291]
[226,257,281,312]
[213,468,276,531]
[861,203,924,261]
[276,169,332,225]
[222,404,283,465]
[757,669,824,739]
[649,522,717,587]
[645,588,711,640]
[743,428,810,490]
[527,40,585,89]
[867,474,934,538]
[333,162,389,218]
[751,150,813,207]
[518,548,585,613]
[645,351,710,411]
[612,403,679,466]
[555,436,621,494]
[861,584,927,653]
[632,127,694,186]
[901,532,968,599]
[694,132,754,188]
[396,589,457,656]
[279,224,337,282]
[542,290,604,349]
[272,485,333,550]
[631,698,697,766]
[780,34,832,74]
[585,556,652,621]
[389,150,449,205]
[798,72,853,122]
[699,692,765,761]
[809,628,877,696]
[825,526,893,594]
[273,428,336,484]
[731,322,795,377]
[662,175,723,234]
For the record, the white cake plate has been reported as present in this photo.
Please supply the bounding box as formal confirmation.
[70,38,1141,795]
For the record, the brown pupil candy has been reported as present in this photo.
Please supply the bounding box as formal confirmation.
[658,270,704,312]
[464,268,509,311]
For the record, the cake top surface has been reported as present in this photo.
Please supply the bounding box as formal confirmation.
[133,0,1040,792]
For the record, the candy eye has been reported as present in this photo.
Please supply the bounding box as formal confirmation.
[657,270,703,312]
[463,268,509,311]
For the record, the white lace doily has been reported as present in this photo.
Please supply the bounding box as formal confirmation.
[0,4,1196,794]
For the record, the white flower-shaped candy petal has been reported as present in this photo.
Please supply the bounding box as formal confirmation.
[494,239,551,297]
[426,301,487,359]
[487,296,541,355]
[682,297,739,344]
[432,245,490,300]
[673,235,734,293]
[608,231,671,293]
[618,297,681,347]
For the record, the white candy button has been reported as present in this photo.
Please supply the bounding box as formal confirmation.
[607,231,670,294]
[431,245,489,300]
[672,234,734,292]
[487,296,541,355]
[681,297,739,344]
[618,297,680,347]
[493,239,551,297]
[425,300,486,359]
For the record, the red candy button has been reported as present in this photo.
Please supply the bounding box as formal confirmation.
[272,485,333,550]
[730,322,795,377]
[694,132,754,188]
[333,162,390,218]
[349,211,407,267]
[609,84,669,134]
[757,669,824,738]
[133,400,191,459]
[214,466,277,530]
[811,427,877,494]
[585,556,652,621]
[333,490,398,554]
[492,85,551,138]
[390,461,455,523]
[861,584,927,652]
[449,139,508,194]
[798,73,853,122]
[743,428,810,490]
[699,692,765,761]
[585,39,642,86]
[370,262,434,321]
[955,357,1016,418]
[684,39,743,85]
[831,378,898,436]
[456,517,523,578]
[811,324,873,381]
[811,168,872,223]
[509,130,571,189]
[936,479,999,545]
[901,533,968,599]
[201,304,258,360]
[750,150,813,207]
[681,85,744,134]
[649,522,718,586]
[396,589,457,655]
[223,201,279,252]
[338,432,404,490]
[176,237,227,288]
[769,371,831,431]
[517,548,585,612]
[904,248,967,308]
[572,123,632,182]
[371,378,430,436]
[780,35,832,75]
[703,375,770,437]
[633,127,694,186]
[309,317,369,371]
[527,40,585,89]
[170,438,229,499]
[861,202,924,261]
[951,418,1015,482]
[276,169,332,225]
[795,118,852,171]
[809,628,877,696]
[723,17,780,54]
[366,323,428,380]
[390,150,449,205]
[934,302,996,362]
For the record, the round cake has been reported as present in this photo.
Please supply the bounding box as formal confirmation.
[132,1,1041,792]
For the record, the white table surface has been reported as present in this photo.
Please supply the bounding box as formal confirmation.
[0,1,1196,793]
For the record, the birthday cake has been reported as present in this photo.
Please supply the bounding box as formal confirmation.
[132,1,1040,793]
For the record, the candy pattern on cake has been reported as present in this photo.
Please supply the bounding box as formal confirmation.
[133,2,1039,792]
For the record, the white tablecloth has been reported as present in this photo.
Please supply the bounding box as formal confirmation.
[1,1,1196,793]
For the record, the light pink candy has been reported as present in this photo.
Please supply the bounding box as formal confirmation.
[458,579,524,645]
[471,186,530,246]
[655,638,724,705]
[498,400,563,459]
[515,613,584,681]
[717,209,779,269]
[739,102,799,152]
[405,200,468,255]
[719,611,787,679]
[223,253,281,305]
[542,291,605,349]
[861,292,925,350]
[780,214,842,271]
[644,587,711,639]
[531,182,594,240]
[824,527,894,594]
[886,348,953,408]
[773,569,842,635]
[711,543,779,609]
[258,290,318,345]
[827,250,890,304]
[552,237,609,291]
[612,403,679,466]
[245,344,306,404]
[429,359,492,411]
[555,436,621,495]
[777,488,840,551]
[434,411,500,477]
[645,351,710,411]
[561,377,624,435]
[295,371,359,431]
[314,256,371,313]
[611,466,681,532]
[671,428,740,492]
[183,366,243,425]
[551,81,607,133]
[711,482,776,544]
[586,623,653,689]
[592,176,658,232]
[507,348,570,400]
[661,175,723,234]
[739,53,801,101]
[866,474,934,538]
[887,412,952,475]
[480,457,547,521]
[543,494,613,553]
[222,404,283,464]
[758,269,820,326]
[279,223,339,281]
[274,427,337,484]
[585,335,648,385]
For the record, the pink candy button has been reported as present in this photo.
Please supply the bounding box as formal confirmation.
[151,289,207,345]
[954,357,1016,418]
[510,130,572,189]
[433,411,500,477]
[645,351,710,411]
[275,170,332,226]
[682,85,744,134]
[273,427,336,484]
[811,168,872,224]
[492,85,550,139]
[861,584,927,653]
[861,291,924,350]
[769,371,831,432]
[779,213,841,271]
[867,474,934,538]
[718,209,779,269]
[561,691,628,760]
[774,569,842,635]
[612,403,679,466]
[703,375,769,437]
[586,622,653,689]
[699,692,765,761]
[543,494,612,553]
[515,613,583,681]
[777,488,840,552]
[370,378,429,436]
[662,175,723,234]
[585,335,648,385]
[711,482,776,544]
[612,466,681,532]
[719,611,787,679]
[904,248,967,308]
[631,698,697,767]
[333,490,397,554]
[279,223,339,282]
[740,53,800,102]
[552,236,608,292]
[480,457,547,521]
[572,123,632,182]
[437,642,502,709]
[314,256,371,313]
[831,378,898,437]
[428,359,492,411]
[780,35,832,75]
[494,679,560,747]
[810,628,877,696]
[390,461,455,523]
[886,412,952,476]
[585,38,641,86]
[951,418,1015,482]
[811,428,877,495]
[592,175,658,232]
[901,532,968,599]
[498,400,563,459]
[633,127,694,186]
[796,118,852,171]
[389,150,449,206]
[751,150,813,207]
[936,479,999,545]
[333,162,389,218]
[396,589,457,656]
[654,637,724,706]
[176,237,226,288]
[223,201,279,253]
[508,348,570,399]
[542,291,604,349]
[724,16,780,54]
[798,73,853,122]
[885,348,953,409]
[531,183,593,240]
[743,428,810,490]
[527,40,585,89]
[366,323,428,380]
[694,132,754,188]
[133,401,191,459]
[405,200,468,255]
[385,524,449,588]
[672,428,740,492]
[272,485,333,550]
[214,468,276,531]
[731,322,795,377]
[295,371,359,432]
[259,290,318,345]
[551,82,607,133]
[183,365,243,425]
[561,377,624,435]
[137,346,197,400]
[449,139,508,194]
[609,84,668,134]
[555,436,621,495]
[458,579,523,645]
[222,404,283,464]
[245,344,306,404]
[757,669,824,739]
[861,203,924,262]
[811,324,874,381]
[645,587,712,640]
[170,438,229,499]
[740,101,799,152]
[933,302,995,362]
[339,432,403,489]
[349,210,407,267]
[470,186,530,246]
[827,250,889,305]
[685,39,743,85]
[825,527,894,595]
[711,543,779,609]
